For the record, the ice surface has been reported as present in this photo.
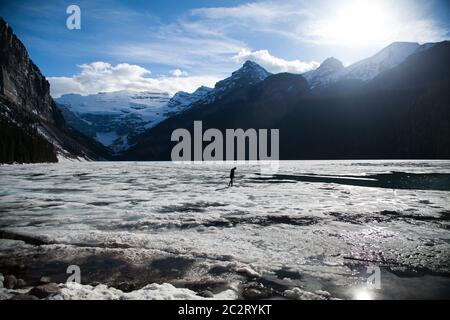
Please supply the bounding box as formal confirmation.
[1,160,449,299]
[284,287,333,300]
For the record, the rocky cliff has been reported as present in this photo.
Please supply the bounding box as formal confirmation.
[0,18,111,163]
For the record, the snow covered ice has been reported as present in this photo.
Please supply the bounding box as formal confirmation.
[0,160,450,299]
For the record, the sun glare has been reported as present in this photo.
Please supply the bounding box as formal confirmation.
[353,288,374,300]
[315,0,397,46]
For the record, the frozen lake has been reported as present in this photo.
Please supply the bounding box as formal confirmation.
[1,160,450,299]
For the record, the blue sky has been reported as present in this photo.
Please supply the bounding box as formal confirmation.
[1,0,449,97]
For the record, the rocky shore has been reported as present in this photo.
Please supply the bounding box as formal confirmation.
[0,273,60,300]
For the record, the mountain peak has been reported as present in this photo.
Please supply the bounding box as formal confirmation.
[230,60,271,81]
[302,57,344,88]
[194,85,213,93]
[242,60,260,68]
[385,41,420,49]
[214,60,271,92]
[342,41,421,81]
[319,57,344,70]
[238,60,270,76]
[375,42,420,60]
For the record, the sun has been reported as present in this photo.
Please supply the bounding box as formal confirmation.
[314,0,396,46]
[331,0,392,44]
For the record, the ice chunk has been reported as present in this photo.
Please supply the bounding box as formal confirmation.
[51,282,238,300]
[234,266,261,278]
[284,287,333,300]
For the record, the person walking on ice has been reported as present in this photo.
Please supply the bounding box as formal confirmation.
[228,167,237,187]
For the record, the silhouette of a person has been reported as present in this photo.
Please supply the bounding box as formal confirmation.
[228,167,237,187]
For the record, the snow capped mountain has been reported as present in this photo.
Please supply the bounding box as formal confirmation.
[54,43,439,154]
[341,42,421,81]
[125,41,450,161]
[57,90,171,118]
[167,86,212,112]
[303,57,344,88]
[55,61,272,153]
[56,89,210,152]
[54,61,270,154]
[178,60,272,106]
[215,60,271,93]
[303,42,429,88]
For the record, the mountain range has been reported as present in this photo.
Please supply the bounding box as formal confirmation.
[303,42,432,88]
[1,17,449,163]
[55,41,436,153]
[123,41,450,160]
[53,62,272,153]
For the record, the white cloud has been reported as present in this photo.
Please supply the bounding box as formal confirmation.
[190,2,310,23]
[233,49,319,73]
[171,69,189,77]
[47,77,85,97]
[111,35,248,74]
[48,62,219,98]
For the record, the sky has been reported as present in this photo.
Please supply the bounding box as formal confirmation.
[1,0,449,97]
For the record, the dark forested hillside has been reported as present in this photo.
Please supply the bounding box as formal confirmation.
[0,97,57,163]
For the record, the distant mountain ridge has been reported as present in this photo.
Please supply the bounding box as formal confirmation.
[168,86,213,110]
[55,42,431,151]
[303,42,428,88]
[123,41,450,160]
[54,61,271,152]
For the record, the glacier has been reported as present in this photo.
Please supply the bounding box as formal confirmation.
[55,88,211,153]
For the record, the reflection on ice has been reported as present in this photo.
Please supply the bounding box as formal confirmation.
[353,288,374,300]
